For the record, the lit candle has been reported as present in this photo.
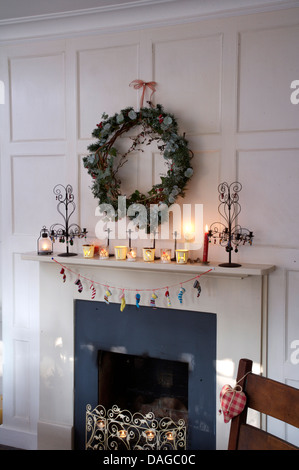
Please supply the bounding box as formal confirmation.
[37,227,53,255]
[166,431,174,441]
[160,249,171,263]
[202,225,209,263]
[118,429,127,438]
[126,247,137,261]
[145,430,155,440]
[99,245,109,259]
[96,419,105,429]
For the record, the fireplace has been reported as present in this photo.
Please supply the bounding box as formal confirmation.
[74,299,217,450]
[97,351,189,422]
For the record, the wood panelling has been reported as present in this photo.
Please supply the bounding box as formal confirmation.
[1,7,299,450]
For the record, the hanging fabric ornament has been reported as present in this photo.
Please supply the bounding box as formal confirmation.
[178,287,186,304]
[60,268,66,282]
[150,292,158,308]
[90,284,96,299]
[75,278,83,293]
[104,288,112,304]
[193,279,201,297]
[120,291,126,312]
[219,384,247,423]
[136,292,141,308]
[165,289,171,307]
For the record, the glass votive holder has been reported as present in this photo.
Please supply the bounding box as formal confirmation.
[160,248,171,263]
[127,247,137,261]
[115,246,128,260]
[82,244,94,258]
[175,249,189,264]
[99,245,109,259]
[143,248,155,262]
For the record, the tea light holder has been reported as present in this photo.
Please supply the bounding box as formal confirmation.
[118,429,127,439]
[175,249,189,264]
[115,246,128,260]
[99,245,109,259]
[96,419,106,430]
[142,248,155,262]
[160,248,171,263]
[37,226,53,255]
[166,431,175,441]
[127,247,137,261]
[145,430,156,440]
[82,244,94,258]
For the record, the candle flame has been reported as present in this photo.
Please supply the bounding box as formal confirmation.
[205,224,209,233]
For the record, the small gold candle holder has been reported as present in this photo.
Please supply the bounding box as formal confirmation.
[142,248,155,262]
[175,249,189,264]
[82,244,95,258]
[115,246,128,260]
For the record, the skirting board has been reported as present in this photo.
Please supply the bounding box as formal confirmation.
[38,421,73,450]
[0,425,37,450]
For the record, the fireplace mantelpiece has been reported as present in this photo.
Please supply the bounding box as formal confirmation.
[22,252,275,278]
[21,252,275,449]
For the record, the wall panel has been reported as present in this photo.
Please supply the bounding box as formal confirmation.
[78,44,140,140]
[11,155,66,236]
[238,25,299,132]
[153,34,223,135]
[9,53,66,142]
[237,149,299,248]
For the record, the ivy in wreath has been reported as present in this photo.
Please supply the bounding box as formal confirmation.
[83,102,194,233]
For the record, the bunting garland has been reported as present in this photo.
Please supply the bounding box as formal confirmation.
[51,257,214,311]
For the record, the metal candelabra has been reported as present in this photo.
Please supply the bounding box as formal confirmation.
[208,182,253,267]
[50,184,87,257]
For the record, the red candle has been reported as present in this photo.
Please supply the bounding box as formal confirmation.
[203,225,209,263]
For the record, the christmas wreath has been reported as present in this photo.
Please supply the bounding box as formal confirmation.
[83,103,193,232]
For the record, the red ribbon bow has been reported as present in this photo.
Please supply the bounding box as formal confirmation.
[129,79,157,108]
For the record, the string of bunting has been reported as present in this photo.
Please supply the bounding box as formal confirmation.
[51,257,214,311]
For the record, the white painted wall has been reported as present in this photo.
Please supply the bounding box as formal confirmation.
[0,2,299,449]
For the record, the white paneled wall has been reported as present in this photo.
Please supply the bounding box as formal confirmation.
[0,5,299,449]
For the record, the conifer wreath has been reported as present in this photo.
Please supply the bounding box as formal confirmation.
[83,103,193,232]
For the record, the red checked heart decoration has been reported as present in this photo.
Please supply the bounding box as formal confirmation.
[219,384,247,423]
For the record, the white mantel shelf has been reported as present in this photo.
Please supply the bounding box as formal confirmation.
[21,252,275,278]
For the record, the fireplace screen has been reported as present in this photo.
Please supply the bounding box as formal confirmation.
[85,404,186,450]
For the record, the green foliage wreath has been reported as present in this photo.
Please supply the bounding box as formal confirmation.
[83,104,193,232]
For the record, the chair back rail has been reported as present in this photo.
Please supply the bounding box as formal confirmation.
[228,358,299,450]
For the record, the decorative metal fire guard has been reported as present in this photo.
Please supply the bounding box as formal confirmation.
[85,404,187,450]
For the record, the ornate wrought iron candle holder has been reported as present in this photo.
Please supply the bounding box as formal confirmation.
[49,184,87,257]
[208,182,253,267]
[85,404,186,451]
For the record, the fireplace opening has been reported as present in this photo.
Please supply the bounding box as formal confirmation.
[98,350,188,422]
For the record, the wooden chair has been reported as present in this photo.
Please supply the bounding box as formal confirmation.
[228,358,299,450]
